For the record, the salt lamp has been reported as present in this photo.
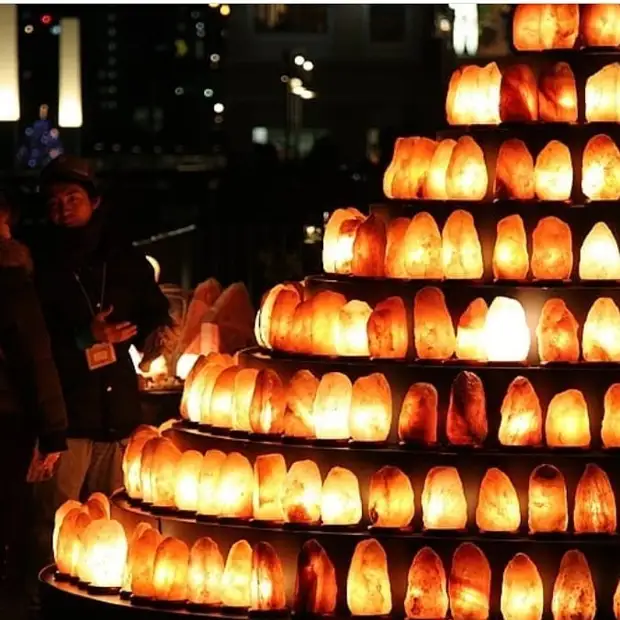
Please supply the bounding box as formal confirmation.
[423,138,456,199]
[383,136,437,199]
[350,373,392,442]
[249,368,285,435]
[499,376,543,447]
[174,449,202,513]
[152,537,190,603]
[398,382,438,445]
[337,300,372,357]
[494,139,535,200]
[179,355,209,419]
[320,467,362,526]
[368,296,408,359]
[384,217,410,278]
[501,553,544,620]
[476,468,521,533]
[73,512,95,581]
[127,526,162,598]
[581,5,620,46]
[413,287,455,360]
[209,366,240,429]
[255,283,302,350]
[294,539,337,616]
[282,460,322,524]
[531,216,573,280]
[404,547,448,619]
[197,449,226,517]
[231,368,259,432]
[250,542,286,612]
[198,363,234,425]
[290,299,315,355]
[283,369,318,439]
[221,540,253,609]
[603,384,620,448]
[582,135,620,200]
[313,372,352,440]
[216,452,253,519]
[528,465,568,533]
[123,425,159,501]
[352,214,387,277]
[422,466,467,530]
[187,537,224,606]
[551,550,596,620]
[121,521,153,593]
[347,539,392,616]
[534,140,573,201]
[449,543,491,620]
[447,371,488,447]
[55,507,84,576]
[574,463,617,534]
[539,62,577,123]
[545,389,591,448]
[271,284,305,351]
[369,466,414,528]
[493,215,529,281]
[484,297,531,362]
[513,4,579,51]
[441,209,483,279]
[150,438,182,509]
[536,298,580,362]
[446,136,488,200]
[586,64,620,123]
[580,222,620,280]
[311,291,346,356]
[79,519,127,590]
[403,212,443,279]
[53,500,82,561]
[85,492,110,520]
[322,207,364,274]
[456,298,488,362]
[445,63,501,126]
[253,453,286,522]
[500,64,538,122]
[140,437,164,504]
[583,297,620,361]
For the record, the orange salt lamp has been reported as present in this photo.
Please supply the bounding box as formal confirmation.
[179,356,208,420]
[221,540,253,608]
[484,297,531,362]
[445,63,501,126]
[282,460,322,524]
[216,452,254,519]
[321,466,362,526]
[294,539,337,616]
[536,298,580,363]
[311,291,346,357]
[79,519,127,589]
[539,62,577,123]
[423,138,456,199]
[231,368,259,432]
[198,363,234,425]
[337,300,372,357]
[384,217,410,278]
[574,463,617,534]
[500,64,538,122]
[331,216,363,275]
[347,539,392,616]
[492,214,529,281]
[55,507,84,576]
[456,298,488,362]
[551,550,596,620]
[128,527,162,598]
[583,297,620,361]
[289,299,315,355]
[283,369,318,439]
[123,425,159,501]
[69,511,93,580]
[531,216,573,280]
[352,214,387,277]
[383,136,437,199]
[253,453,287,522]
[152,537,190,603]
[398,382,438,445]
[313,372,351,440]
[513,4,579,51]
[187,537,224,606]
[249,368,285,435]
[499,376,543,447]
[580,222,620,280]
[441,209,483,279]
[528,465,568,534]
[602,383,620,448]
[449,543,491,620]
[209,365,240,429]
[322,207,364,274]
[476,468,521,533]
[546,389,591,448]
[139,437,164,505]
[447,371,487,447]
[84,492,109,521]
[586,64,620,123]
[404,547,448,619]
[446,136,488,201]
[53,500,82,563]
[581,5,620,47]
[150,438,182,509]
[494,139,535,200]
[534,140,573,201]
[255,283,302,350]
[582,135,620,200]
[197,449,226,517]
[422,466,467,530]
[368,296,408,359]
[369,466,414,528]
[501,553,544,620]
[174,449,203,512]
[350,373,392,442]
[413,287,455,360]
[403,212,443,279]
[250,542,286,612]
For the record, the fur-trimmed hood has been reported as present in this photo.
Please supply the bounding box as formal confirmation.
[0,238,33,272]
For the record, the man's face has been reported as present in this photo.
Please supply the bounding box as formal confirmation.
[46,182,94,228]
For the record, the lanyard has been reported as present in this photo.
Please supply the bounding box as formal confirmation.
[74,263,107,318]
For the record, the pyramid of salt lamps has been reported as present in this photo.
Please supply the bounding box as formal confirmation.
[456,298,488,362]
[528,464,568,534]
[253,453,286,522]
[197,449,226,517]
[310,291,346,357]
[322,207,364,274]
[501,553,544,620]
[441,209,483,279]
[586,64,620,123]
[446,63,501,126]
[187,537,224,606]
[494,139,535,200]
[531,216,573,280]
[423,139,456,199]
[231,368,259,432]
[580,222,620,280]
[313,372,352,440]
[350,373,392,442]
[476,468,521,533]
[321,466,362,526]
[447,371,487,447]
[398,382,438,445]
[581,5,620,47]
[493,215,529,281]
[384,217,410,278]
[404,547,448,619]
[249,368,285,435]
[500,64,538,122]
[545,389,591,448]
[150,438,182,509]
[351,214,387,277]
[602,383,620,448]
[485,297,531,363]
[216,452,254,519]
[127,527,162,598]
[513,4,579,51]
[422,466,467,530]
[174,449,203,512]
[337,300,372,357]
[221,540,252,608]
[283,369,318,439]
[367,296,408,359]
[534,140,573,201]
[282,460,322,524]
[123,426,160,500]
[347,539,392,616]
[414,287,455,360]
[250,542,286,612]
[449,543,491,620]
[209,366,240,429]
[152,537,190,603]
[539,62,577,123]
[383,137,437,199]
[583,297,620,361]
[403,212,443,279]
[446,136,488,200]
[574,463,617,534]
[369,465,414,528]
[499,376,543,447]
[294,540,337,616]
[536,298,580,363]
[582,135,620,200]
[551,550,596,620]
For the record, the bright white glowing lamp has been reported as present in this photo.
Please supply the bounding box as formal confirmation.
[58,18,82,127]
[294,55,305,66]
[0,6,20,121]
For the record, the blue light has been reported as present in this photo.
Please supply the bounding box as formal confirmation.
[51,24,61,35]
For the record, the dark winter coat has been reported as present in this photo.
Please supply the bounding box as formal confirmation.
[0,238,68,453]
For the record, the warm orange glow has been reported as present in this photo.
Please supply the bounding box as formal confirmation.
[290,300,316,356]
[351,214,387,277]
[123,425,159,501]
[404,547,448,619]
[495,139,535,200]
[456,298,488,362]
[321,466,362,525]
[615,580,620,620]
[250,542,286,612]
[294,539,337,616]
[441,209,483,279]
[283,369,318,439]
[513,4,579,51]
[449,543,491,620]
[209,366,240,429]
[574,463,617,534]
[249,368,285,435]
[552,550,596,620]
[350,373,392,442]
[581,5,620,47]
[149,438,182,509]
[139,437,162,505]
[539,62,577,123]
[197,449,226,517]
[414,287,455,360]
[174,449,202,512]
[182,356,234,424]
[221,539,252,608]
[216,452,254,519]
[447,370,487,447]
[311,291,346,356]
[127,527,162,598]
[537,298,580,363]
[500,64,538,122]
[422,466,467,530]
[583,297,620,361]
[253,453,286,522]
[528,464,568,534]
[230,368,259,432]
[384,217,410,278]
[322,207,364,274]
[476,468,521,533]
[398,382,438,445]
[122,523,153,595]
[493,214,529,281]
[546,389,591,448]
[85,492,110,520]
[337,300,373,357]
[501,553,544,620]
[255,283,303,350]
[197,362,234,425]
[347,539,392,616]
[403,212,443,279]
[446,136,488,200]
[53,500,82,563]
[368,296,408,359]
[485,297,531,362]
[187,537,224,606]
[586,64,620,123]
[313,372,351,440]
[580,222,620,280]
[534,140,573,201]
[582,135,620,200]
[152,537,190,603]
[282,460,322,524]
[79,519,127,589]
[603,383,620,448]
[499,376,543,447]
[70,511,94,580]
[383,137,437,199]
[446,63,501,126]
[55,507,84,576]
[531,216,573,280]
[368,466,414,528]
[423,139,456,199]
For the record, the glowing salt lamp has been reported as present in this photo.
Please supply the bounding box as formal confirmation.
[528,465,568,533]
[250,542,286,612]
[456,298,488,362]
[574,463,617,534]
[423,138,456,199]
[352,214,387,277]
[350,373,392,442]
[283,369,318,439]
[446,136,488,201]
[221,540,252,609]
[413,287,455,360]
[216,452,253,519]
[583,297,620,361]
[384,217,410,278]
[313,372,352,440]
[255,283,302,350]
[209,366,240,429]
[534,141,573,201]
[347,539,392,616]
[369,465,414,528]
[494,139,535,200]
[180,356,209,420]
[152,537,190,603]
[72,511,95,581]
[404,547,448,619]
[197,449,226,517]
[253,453,287,522]
[294,539,337,616]
[603,384,620,448]
[121,522,152,591]
[582,5,620,46]
[500,64,538,122]
[539,62,577,123]
[441,209,483,279]
[198,362,234,425]
[501,553,544,620]
[150,438,182,509]
[531,216,573,280]
[310,291,346,356]
[139,437,162,505]
[249,368,285,435]
[499,376,543,447]
[85,492,110,521]
[546,389,591,448]
[586,64,620,123]
[449,543,491,620]
[447,371,487,447]
[580,222,620,280]
[513,4,579,51]
[403,212,443,279]
[322,207,364,274]
[551,550,596,620]
[368,296,408,359]
[231,368,259,432]
[282,460,322,524]
[337,300,372,357]
[383,136,437,199]
[476,468,521,533]
[290,299,315,355]
[493,215,529,281]
[122,425,160,500]
[536,298,580,363]
[484,297,531,362]
[53,500,82,562]
[445,63,501,126]
[321,467,362,526]
[55,508,84,576]
[174,449,202,512]
[422,466,467,530]
[398,382,438,445]
[582,135,620,200]
[124,524,161,597]
[187,537,224,606]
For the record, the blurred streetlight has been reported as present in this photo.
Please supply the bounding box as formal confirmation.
[213,102,224,113]
[302,60,314,71]
[300,88,316,100]
[220,5,231,16]
[294,55,305,66]
[289,77,302,89]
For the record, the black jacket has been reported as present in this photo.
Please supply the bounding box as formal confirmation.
[0,238,68,453]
